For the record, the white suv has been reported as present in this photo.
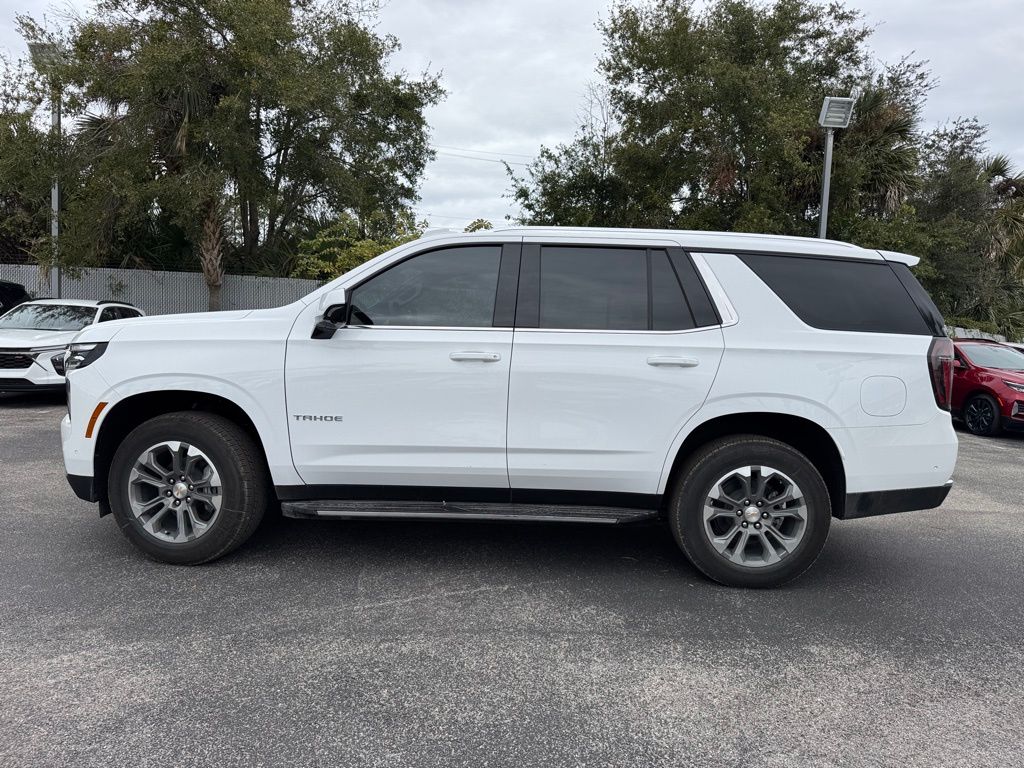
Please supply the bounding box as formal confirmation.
[60,228,957,587]
[0,299,144,394]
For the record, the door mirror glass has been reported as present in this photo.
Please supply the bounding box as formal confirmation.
[312,288,350,339]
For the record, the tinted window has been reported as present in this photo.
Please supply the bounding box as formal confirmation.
[350,246,501,327]
[959,343,1024,371]
[98,307,118,322]
[651,251,695,330]
[890,262,946,336]
[122,308,142,318]
[739,254,932,335]
[0,303,96,331]
[539,247,647,330]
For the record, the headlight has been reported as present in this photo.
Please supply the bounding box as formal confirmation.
[30,344,69,357]
[65,342,108,373]
[1002,380,1024,393]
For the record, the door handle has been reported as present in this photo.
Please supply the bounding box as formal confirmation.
[450,351,502,362]
[647,356,699,367]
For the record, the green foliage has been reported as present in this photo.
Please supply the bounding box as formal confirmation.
[464,218,493,232]
[509,0,1024,338]
[3,0,443,303]
[291,210,426,280]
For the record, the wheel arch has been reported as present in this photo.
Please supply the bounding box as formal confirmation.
[93,390,273,516]
[959,387,1000,411]
[662,412,846,519]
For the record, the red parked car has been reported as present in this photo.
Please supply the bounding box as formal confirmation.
[952,339,1024,436]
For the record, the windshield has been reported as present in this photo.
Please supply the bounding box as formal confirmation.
[960,343,1024,371]
[0,303,96,332]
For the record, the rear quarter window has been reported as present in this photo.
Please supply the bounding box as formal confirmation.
[739,254,934,335]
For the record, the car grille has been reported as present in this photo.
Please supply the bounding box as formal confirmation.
[0,350,34,370]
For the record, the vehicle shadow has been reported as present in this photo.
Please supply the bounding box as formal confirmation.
[0,391,66,408]
[952,420,1024,443]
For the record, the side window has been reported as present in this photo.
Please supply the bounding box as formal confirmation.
[98,307,118,323]
[350,246,502,327]
[651,251,695,331]
[525,246,719,331]
[739,254,933,335]
[119,307,142,319]
[539,247,648,330]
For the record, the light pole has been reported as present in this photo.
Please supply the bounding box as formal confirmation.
[817,95,856,239]
[28,42,65,297]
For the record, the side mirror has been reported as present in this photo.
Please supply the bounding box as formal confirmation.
[311,288,350,340]
[953,359,965,369]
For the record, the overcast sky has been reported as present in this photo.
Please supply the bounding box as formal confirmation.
[2,0,1022,231]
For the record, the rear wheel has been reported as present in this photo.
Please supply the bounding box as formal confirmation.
[108,412,268,564]
[963,393,1001,436]
[669,436,831,588]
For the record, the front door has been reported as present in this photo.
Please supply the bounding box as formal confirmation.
[286,243,519,491]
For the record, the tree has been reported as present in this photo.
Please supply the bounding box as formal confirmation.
[12,0,443,309]
[510,0,930,235]
[291,209,425,280]
[464,218,493,232]
[508,0,1024,338]
[0,53,60,275]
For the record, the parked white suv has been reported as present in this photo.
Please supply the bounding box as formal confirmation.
[60,228,957,587]
[0,299,143,393]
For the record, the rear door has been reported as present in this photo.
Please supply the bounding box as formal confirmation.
[506,240,725,499]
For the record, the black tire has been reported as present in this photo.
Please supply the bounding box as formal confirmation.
[108,411,268,564]
[963,393,1001,436]
[668,435,831,588]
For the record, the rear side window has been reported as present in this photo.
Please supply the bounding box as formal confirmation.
[739,254,933,335]
[539,247,648,330]
[522,246,719,331]
[651,251,694,330]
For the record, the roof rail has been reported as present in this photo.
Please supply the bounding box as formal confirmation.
[97,299,136,307]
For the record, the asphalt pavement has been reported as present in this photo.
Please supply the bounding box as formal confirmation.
[1,392,1022,767]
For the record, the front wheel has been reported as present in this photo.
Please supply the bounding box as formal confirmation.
[669,436,831,588]
[963,393,1001,436]
[108,412,268,564]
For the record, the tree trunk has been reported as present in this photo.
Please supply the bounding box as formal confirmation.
[199,199,225,312]
[207,281,222,312]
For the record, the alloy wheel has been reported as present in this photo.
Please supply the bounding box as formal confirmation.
[964,398,995,434]
[127,441,223,543]
[702,465,808,568]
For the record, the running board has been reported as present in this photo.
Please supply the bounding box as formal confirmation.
[281,500,658,524]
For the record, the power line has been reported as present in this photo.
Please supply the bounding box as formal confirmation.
[432,150,529,167]
[432,143,535,159]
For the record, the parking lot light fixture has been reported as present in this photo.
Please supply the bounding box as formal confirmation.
[817,95,856,239]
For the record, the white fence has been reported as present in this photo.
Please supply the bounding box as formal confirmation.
[0,263,322,315]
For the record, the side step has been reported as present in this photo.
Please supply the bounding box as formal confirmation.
[281,500,658,525]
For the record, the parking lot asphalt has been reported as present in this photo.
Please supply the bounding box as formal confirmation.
[1,393,1022,768]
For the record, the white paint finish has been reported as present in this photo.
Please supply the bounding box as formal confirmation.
[68,305,304,486]
[0,300,143,386]
[860,376,908,417]
[496,226,882,260]
[702,252,939,428]
[507,327,724,494]
[286,302,512,487]
[654,251,957,495]
[829,412,958,493]
[59,228,959,508]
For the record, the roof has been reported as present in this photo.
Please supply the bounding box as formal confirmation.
[24,298,134,307]
[467,226,919,265]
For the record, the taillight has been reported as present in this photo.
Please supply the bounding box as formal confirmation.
[928,336,954,411]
